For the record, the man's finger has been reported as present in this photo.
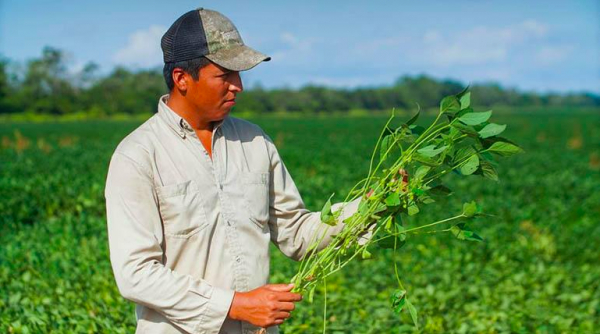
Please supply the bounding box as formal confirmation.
[266,283,294,292]
[277,292,302,302]
[275,311,291,320]
[277,301,296,311]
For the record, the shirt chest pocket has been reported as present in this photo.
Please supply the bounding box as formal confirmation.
[241,172,270,226]
[156,180,209,238]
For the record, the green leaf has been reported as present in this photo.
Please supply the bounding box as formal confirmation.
[373,201,388,213]
[390,289,406,314]
[385,193,401,207]
[456,85,470,99]
[486,141,524,157]
[454,146,477,163]
[409,125,426,136]
[458,110,492,126]
[320,193,337,226]
[414,166,431,180]
[361,248,372,259]
[462,201,478,217]
[417,145,448,158]
[413,153,440,167]
[421,196,435,204]
[478,123,507,139]
[428,184,453,197]
[377,233,406,249]
[460,154,479,175]
[459,92,471,109]
[440,96,461,113]
[480,160,499,181]
[379,134,394,162]
[451,122,478,136]
[408,203,419,216]
[405,297,419,329]
[406,109,420,126]
[450,223,484,242]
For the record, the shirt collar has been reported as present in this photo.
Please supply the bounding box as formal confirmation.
[157,94,226,139]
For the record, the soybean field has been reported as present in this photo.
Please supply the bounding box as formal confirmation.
[1,110,599,333]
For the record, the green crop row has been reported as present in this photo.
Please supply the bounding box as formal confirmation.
[1,111,599,333]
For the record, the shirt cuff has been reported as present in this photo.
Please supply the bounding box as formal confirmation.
[194,286,235,334]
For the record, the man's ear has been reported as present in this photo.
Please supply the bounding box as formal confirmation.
[171,68,188,92]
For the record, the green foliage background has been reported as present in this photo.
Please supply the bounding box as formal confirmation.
[1,110,599,333]
[1,47,599,119]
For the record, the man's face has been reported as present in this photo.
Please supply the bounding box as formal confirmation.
[186,62,243,123]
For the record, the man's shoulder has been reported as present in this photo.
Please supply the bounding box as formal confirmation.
[111,115,161,165]
[225,116,269,141]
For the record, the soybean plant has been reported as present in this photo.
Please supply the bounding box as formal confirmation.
[290,88,523,328]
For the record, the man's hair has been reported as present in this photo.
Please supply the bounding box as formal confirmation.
[163,57,212,91]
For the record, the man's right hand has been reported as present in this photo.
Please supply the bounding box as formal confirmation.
[227,283,302,328]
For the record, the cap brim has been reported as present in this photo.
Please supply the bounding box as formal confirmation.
[205,44,271,71]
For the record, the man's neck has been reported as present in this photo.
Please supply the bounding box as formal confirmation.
[166,93,213,131]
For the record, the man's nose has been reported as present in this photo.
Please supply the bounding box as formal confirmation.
[229,72,243,93]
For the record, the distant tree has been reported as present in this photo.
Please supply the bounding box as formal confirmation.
[17,47,79,115]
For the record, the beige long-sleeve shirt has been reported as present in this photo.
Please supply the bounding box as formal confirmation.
[104,95,359,334]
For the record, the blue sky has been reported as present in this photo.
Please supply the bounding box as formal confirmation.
[1,0,598,93]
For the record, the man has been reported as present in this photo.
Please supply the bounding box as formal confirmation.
[105,8,358,334]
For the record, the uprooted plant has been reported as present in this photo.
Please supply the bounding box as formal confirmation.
[290,88,524,328]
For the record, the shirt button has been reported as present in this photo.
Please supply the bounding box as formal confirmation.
[236,257,241,263]
[219,184,223,190]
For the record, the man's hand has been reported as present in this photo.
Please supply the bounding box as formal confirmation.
[228,284,302,328]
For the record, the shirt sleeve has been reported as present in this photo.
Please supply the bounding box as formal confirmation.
[105,151,234,334]
[263,135,361,261]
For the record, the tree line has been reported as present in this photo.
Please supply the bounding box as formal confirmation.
[1,47,598,116]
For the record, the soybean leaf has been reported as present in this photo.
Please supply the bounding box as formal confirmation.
[414,166,431,180]
[406,109,420,126]
[450,223,483,242]
[377,232,406,249]
[380,134,394,162]
[452,122,478,136]
[361,248,372,260]
[487,141,524,157]
[456,107,474,118]
[391,289,407,314]
[440,96,461,113]
[385,193,401,207]
[478,123,507,139]
[320,193,337,226]
[456,85,470,100]
[373,201,388,214]
[429,184,453,197]
[460,154,480,175]
[405,297,419,329]
[408,203,420,216]
[417,145,448,158]
[459,110,492,126]
[409,125,426,136]
[479,160,499,181]
[413,153,440,167]
[462,201,478,217]
[421,196,435,204]
[459,92,471,109]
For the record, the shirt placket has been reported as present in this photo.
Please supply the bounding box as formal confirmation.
[187,125,249,293]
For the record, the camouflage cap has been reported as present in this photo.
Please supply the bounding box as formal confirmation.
[161,8,270,71]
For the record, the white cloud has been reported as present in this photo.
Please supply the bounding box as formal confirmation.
[112,25,166,68]
[270,32,315,62]
[418,19,549,66]
[535,45,573,65]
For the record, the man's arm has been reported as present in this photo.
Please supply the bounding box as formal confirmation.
[262,133,362,261]
[105,152,233,334]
